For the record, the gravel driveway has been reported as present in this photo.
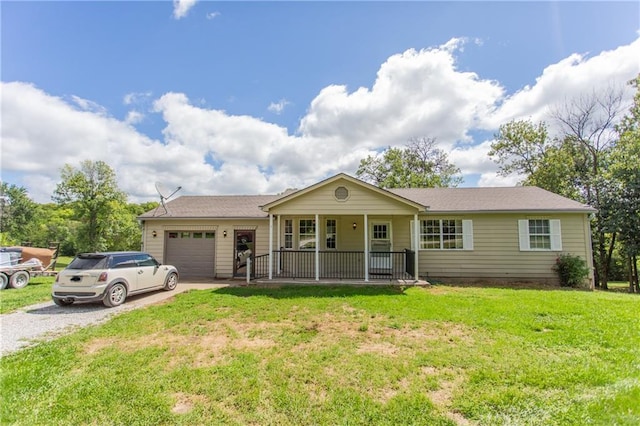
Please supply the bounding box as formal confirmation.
[0,283,226,356]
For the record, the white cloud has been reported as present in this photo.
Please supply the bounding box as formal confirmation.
[484,38,640,131]
[2,37,639,203]
[123,91,152,106]
[125,110,145,125]
[173,0,197,20]
[298,39,504,151]
[267,99,290,115]
[206,11,221,20]
[450,141,496,176]
[69,95,107,115]
[1,82,183,202]
[477,172,523,187]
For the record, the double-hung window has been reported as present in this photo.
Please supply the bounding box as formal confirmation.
[519,219,562,251]
[325,219,337,249]
[284,219,293,249]
[298,219,316,250]
[417,219,473,250]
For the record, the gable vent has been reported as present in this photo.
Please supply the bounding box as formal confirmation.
[334,186,349,201]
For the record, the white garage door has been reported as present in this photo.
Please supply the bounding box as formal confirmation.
[165,231,216,278]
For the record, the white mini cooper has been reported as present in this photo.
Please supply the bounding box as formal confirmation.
[52,252,179,308]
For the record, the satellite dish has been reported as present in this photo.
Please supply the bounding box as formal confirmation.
[153,182,182,216]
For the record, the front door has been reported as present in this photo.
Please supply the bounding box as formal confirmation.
[370,222,392,273]
[234,230,255,277]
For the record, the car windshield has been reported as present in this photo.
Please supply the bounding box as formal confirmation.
[67,255,108,270]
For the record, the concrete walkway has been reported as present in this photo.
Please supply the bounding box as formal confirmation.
[0,282,227,356]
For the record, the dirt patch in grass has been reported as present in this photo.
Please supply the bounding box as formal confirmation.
[82,320,278,363]
[171,392,208,414]
[81,314,477,383]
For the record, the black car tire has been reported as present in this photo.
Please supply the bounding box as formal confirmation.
[103,283,127,308]
[163,272,178,291]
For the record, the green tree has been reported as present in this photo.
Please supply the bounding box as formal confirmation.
[28,204,80,256]
[53,160,128,252]
[550,87,627,289]
[357,137,462,188]
[0,182,40,245]
[489,120,550,177]
[489,120,581,199]
[490,87,628,289]
[607,75,640,292]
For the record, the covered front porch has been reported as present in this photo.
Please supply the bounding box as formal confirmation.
[253,174,427,282]
[251,248,416,281]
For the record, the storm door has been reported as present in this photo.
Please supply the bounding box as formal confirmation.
[234,230,255,277]
[369,222,392,274]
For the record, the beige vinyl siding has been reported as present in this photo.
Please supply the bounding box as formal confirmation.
[269,180,419,216]
[142,219,270,278]
[419,213,591,284]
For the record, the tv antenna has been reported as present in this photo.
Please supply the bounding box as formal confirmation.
[153,182,182,216]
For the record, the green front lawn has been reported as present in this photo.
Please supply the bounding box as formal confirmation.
[0,276,54,314]
[1,285,639,425]
[0,256,72,314]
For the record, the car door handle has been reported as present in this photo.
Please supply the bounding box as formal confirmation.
[138,270,144,274]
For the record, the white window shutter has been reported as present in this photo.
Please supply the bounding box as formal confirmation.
[518,220,530,251]
[462,220,474,250]
[550,219,562,251]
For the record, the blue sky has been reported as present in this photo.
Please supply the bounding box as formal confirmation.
[2,1,639,202]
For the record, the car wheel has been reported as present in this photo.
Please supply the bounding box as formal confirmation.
[103,283,127,308]
[163,272,178,291]
[0,273,8,290]
[9,271,30,289]
[53,297,74,307]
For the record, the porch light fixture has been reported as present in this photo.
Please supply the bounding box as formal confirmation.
[223,230,227,238]
[352,222,357,230]
[152,231,157,238]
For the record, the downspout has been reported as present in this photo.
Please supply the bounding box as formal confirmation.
[585,213,595,290]
[364,214,369,282]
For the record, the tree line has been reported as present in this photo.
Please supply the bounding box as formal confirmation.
[0,161,157,256]
[1,75,638,291]
[357,75,639,292]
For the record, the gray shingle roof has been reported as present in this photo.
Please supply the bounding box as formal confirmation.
[139,185,594,219]
[139,195,280,219]
[389,187,594,213]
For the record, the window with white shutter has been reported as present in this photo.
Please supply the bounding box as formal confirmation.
[519,219,562,251]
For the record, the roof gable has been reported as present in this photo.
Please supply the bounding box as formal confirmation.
[260,173,426,214]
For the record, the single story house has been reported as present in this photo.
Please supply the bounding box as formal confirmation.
[138,173,595,285]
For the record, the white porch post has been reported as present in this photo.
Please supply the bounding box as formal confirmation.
[315,214,320,281]
[277,215,282,274]
[364,214,369,282]
[414,213,419,280]
[268,214,274,280]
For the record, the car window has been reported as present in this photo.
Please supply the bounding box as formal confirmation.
[68,255,108,270]
[135,254,158,267]
[110,255,138,269]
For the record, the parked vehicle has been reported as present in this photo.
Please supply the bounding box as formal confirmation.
[52,252,178,308]
[0,244,60,290]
